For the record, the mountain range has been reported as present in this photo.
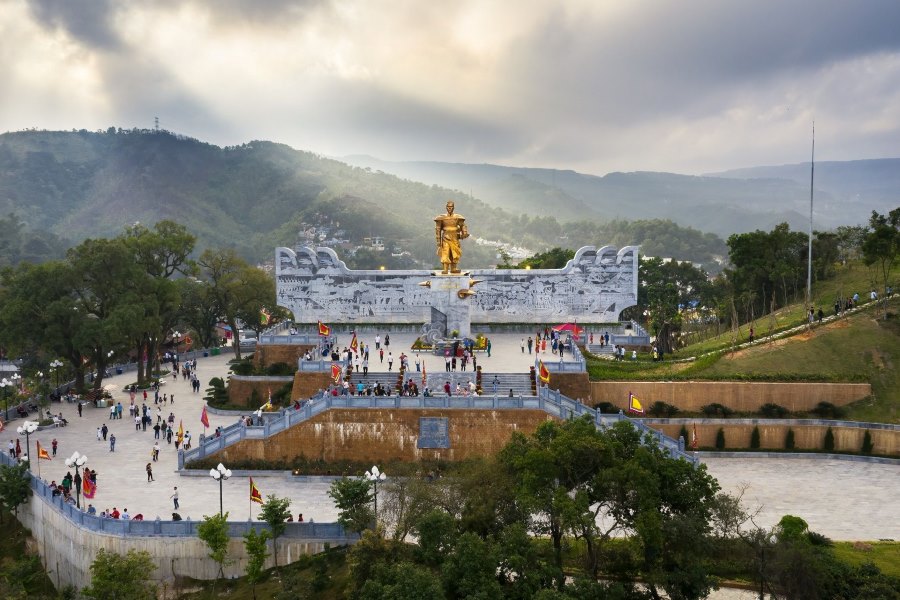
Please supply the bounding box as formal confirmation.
[0,129,894,269]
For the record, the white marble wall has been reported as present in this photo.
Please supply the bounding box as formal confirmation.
[276,245,638,328]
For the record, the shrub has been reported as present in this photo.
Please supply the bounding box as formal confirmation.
[204,377,228,406]
[823,427,835,451]
[593,402,619,414]
[649,401,680,417]
[679,425,689,445]
[715,428,726,450]
[758,403,789,418]
[701,403,734,418]
[230,359,255,376]
[811,401,845,419]
[266,362,295,376]
[750,426,761,449]
[861,430,874,454]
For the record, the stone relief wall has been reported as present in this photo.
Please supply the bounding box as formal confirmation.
[276,245,638,324]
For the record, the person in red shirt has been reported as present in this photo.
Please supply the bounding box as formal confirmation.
[111,507,120,519]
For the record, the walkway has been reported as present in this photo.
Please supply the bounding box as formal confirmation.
[18,338,900,540]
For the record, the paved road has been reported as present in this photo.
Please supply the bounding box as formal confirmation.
[17,338,899,540]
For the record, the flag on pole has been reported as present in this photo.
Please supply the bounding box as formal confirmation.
[200,406,210,429]
[538,360,551,384]
[268,387,272,404]
[349,332,358,353]
[250,477,263,504]
[82,476,96,499]
[421,361,427,387]
[177,419,184,439]
[628,392,644,415]
[691,423,698,450]
[331,363,342,384]
[260,308,271,325]
[36,441,52,460]
[318,321,331,336]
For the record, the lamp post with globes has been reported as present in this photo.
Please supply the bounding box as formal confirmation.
[365,465,386,522]
[17,421,38,471]
[0,378,10,421]
[209,463,232,517]
[50,359,63,394]
[65,452,88,509]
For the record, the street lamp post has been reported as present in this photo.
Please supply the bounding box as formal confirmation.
[65,452,88,509]
[50,360,63,394]
[209,463,232,517]
[17,421,38,471]
[0,378,10,421]
[364,465,387,522]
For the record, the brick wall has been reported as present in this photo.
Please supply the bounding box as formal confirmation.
[212,408,556,464]
[592,381,871,412]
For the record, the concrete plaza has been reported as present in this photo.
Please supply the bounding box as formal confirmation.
[17,333,899,540]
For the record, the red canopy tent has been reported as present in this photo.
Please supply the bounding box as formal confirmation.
[552,323,584,336]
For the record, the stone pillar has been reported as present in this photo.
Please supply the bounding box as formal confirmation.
[429,275,473,338]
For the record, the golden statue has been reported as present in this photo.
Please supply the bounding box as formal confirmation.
[435,200,470,274]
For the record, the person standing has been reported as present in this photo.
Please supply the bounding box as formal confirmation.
[77,402,83,417]
[152,442,160,462]
[146,462,154,482]
[109,433,116,452]
[171,487,179,509]
[387,352,393,371]
[96,427,102,442]
[51,438,58,457]
[7,439,14,457]
[527,337,533,354]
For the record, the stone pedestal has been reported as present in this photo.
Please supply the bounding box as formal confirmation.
[429,274,472,338]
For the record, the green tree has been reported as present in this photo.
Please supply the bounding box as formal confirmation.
[259,494,291,567]
[823,427,835,452]
[413,509,458,567]
[81,549,157,600]
[861,430,874,454]
[359,562,445,600]
[243,528,270,600]
[441,532,502,599]
[715,428,726,450]
[862,209,900,317]
[0,463,30,521]
[328,477,374,536]
[197,512,231,585]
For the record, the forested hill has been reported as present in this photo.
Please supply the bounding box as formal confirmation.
[342,155,899,237]
[0,129,724,266]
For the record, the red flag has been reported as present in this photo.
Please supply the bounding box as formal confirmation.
[421,361,427,387]
[538,360,550,384]
[250,477,263,504]
[36,441,52,460]
[318,321,331,336]
[691,423,698,450]
[350,333,358,353]
[82,476,96,499]
[200,406,210,429]
[331,363,342,384]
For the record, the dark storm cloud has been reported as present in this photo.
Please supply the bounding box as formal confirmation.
[26,0,121,50]
[499,0,900,122]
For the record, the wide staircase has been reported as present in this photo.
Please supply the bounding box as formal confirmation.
[345,370,534,396]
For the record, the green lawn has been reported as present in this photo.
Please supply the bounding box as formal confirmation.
[832,541,900,578]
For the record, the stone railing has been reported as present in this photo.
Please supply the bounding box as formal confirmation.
[536,342,587,373]
[0,451,349,540]
[641,417,900,431]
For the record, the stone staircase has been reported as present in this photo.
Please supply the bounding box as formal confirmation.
[345,370,535,396]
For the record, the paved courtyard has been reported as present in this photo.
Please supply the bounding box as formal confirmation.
[15,335,900,540]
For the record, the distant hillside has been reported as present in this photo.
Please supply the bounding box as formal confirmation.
[342,155,897,236]
[0,130,730,267]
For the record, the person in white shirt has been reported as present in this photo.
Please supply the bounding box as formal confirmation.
[121,509,131,520]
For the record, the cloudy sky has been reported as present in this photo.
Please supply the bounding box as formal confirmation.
[1,0,899,175]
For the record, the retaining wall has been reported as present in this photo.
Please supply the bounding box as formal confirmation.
[643,419,898,455]
[227,376,295,408]
[592,381,871,412]
[205,408,556,464]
